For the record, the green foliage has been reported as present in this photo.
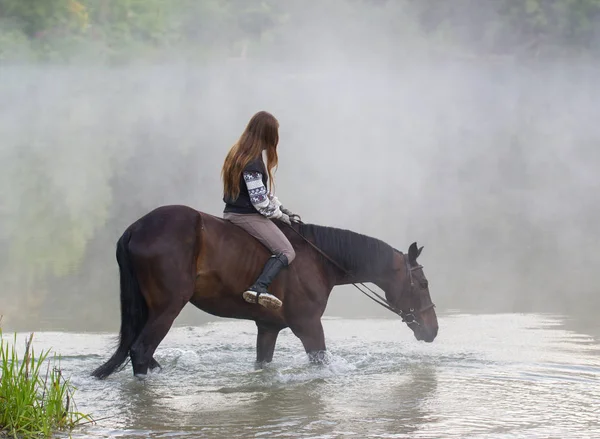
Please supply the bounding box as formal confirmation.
[0,0,84,38]
[0,330,93,438]
[0,20,31,61]
[0,85,114,284]
[496,0,600,51]
[0,0,598,62]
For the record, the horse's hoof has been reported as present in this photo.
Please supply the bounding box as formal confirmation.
[308,351,331,365]
[253,361,269,371]
[149,359,161,371]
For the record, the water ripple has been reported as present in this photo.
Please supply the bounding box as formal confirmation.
[10,313,599,439]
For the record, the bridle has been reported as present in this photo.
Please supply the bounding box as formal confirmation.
[286,220,436,326]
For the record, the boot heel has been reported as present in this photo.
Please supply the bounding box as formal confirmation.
[243,253,288,310]
[257,293,282,310]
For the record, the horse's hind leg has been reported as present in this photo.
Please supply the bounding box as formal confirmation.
[149,357,161,371]
[255,321,281,366]
[129,261,195,377]
[130,301,187,377]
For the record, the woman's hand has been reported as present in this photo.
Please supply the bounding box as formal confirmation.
[278,213,292,225]
[281,207,301,223]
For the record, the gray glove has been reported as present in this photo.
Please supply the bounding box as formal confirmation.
[281,206,301,223]
[279,213,292,225]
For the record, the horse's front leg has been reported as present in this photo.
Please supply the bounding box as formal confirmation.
[290,317,329,365]
[255,321,281,366]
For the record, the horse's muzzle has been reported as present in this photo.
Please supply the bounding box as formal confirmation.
[415,326,438,343]
[413,315,438,342]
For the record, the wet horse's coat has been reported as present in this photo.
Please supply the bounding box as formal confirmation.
[91,205,438,379]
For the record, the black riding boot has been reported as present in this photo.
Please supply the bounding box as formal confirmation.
[243,253,289,310]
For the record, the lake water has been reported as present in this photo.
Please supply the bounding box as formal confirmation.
[10,312,600,438]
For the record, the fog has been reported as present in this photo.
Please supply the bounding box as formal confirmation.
[1,1,599,332]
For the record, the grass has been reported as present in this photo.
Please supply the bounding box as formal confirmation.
[0,328,94,438]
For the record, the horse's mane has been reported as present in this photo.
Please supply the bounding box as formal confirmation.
[293,222,396,274]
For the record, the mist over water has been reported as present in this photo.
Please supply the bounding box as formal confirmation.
[0,1,599,334]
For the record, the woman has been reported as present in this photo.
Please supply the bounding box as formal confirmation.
[221,111,299,310]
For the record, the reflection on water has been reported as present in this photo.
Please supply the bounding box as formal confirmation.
[7,313,599,439]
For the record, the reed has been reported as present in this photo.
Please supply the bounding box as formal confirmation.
[0,329,93,438]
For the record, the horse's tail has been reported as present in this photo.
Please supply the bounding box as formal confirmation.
[91,227,148,379]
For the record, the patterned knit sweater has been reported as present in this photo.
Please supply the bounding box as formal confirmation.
[243,171,283,219]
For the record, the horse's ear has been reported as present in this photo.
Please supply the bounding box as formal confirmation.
[408,242,419,264]
[417,246,424,258]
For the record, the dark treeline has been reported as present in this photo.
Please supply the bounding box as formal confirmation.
[1,0,600,63]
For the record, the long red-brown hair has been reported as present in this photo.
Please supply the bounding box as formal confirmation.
[221,111,280,200]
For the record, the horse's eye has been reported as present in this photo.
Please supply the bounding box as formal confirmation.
[420,280,429,288]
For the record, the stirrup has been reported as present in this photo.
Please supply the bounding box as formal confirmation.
[243,290,282,310]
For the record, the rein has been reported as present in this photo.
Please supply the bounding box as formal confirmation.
[285,220,431,325]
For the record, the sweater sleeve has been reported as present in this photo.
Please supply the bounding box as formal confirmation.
[243,171,282,218]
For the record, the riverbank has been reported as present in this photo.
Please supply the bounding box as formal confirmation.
[0,330,93,438]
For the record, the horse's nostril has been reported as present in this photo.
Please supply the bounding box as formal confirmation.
[425,327,438,342]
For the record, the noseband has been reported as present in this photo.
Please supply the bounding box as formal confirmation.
[287,222,436,326]
[398,256,437,325]
[361,257,435,326]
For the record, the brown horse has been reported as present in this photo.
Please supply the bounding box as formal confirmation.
[91,205,438,379]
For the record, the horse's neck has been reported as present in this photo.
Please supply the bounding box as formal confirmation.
[298,223,394,285]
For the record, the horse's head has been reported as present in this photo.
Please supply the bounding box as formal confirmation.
[384,242,438,342]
